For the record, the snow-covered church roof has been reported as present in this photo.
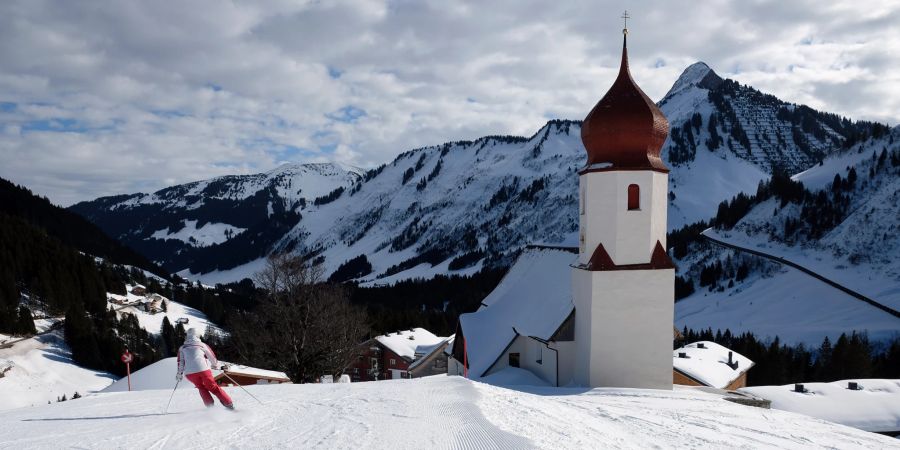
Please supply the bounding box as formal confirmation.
[458,247,576,377]
[673,341,753,389]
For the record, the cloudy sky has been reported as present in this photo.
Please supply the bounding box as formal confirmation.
[1,0,898,206]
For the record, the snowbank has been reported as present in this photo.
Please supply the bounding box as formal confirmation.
[740,379,900,433]
[0,376,895,448]
[478,367,550,387]
[102,357,201,393]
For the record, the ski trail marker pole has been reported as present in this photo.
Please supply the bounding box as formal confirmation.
[164,378,180,414]
[221,370,264,405]
[121,349,133,391]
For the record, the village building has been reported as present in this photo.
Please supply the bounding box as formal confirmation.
[673,341,754,390]
[129,284,147,296]
[215,364,292,386]
[142,293,166,314]
[450,25,675,389]
[345,328,451,381]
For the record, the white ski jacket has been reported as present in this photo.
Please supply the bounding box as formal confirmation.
[177,331,218,376]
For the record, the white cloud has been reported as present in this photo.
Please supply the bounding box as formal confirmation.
[0,0,898,205]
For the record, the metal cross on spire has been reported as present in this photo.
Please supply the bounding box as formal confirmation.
[621,10,630,35]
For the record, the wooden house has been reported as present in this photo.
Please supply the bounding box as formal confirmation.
[673,341,754,390]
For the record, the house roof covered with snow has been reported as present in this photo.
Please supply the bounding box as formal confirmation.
[457,247,576,377]
[443,335,455,356]
[375,328,446,361]
[219,363,290,382]
[673,341,753,389]
[740,379,900,433]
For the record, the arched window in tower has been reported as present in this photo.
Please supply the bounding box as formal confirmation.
[627,184,640,210]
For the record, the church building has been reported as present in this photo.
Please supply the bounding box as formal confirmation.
[449,24,675,389]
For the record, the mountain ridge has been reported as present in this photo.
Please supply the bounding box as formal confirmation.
[70,62,886,285]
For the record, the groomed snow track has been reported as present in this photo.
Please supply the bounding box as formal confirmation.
[1,376,897,449]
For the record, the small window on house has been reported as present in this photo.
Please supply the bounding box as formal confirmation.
[535,341,543,365]
[390,358,396,366]
[509,353,520,368]
[627,184,640,210]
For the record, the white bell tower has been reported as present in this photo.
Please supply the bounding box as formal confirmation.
[571,22,675,389]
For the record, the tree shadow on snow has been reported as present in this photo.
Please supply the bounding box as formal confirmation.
[23,413,179,422]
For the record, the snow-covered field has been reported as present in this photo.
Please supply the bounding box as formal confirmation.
[151,220,246,247]
[0,375,895,449]
[741,379,900,434]
[0,331,116,411]
[675,265,900,345]
[707,225,900,312]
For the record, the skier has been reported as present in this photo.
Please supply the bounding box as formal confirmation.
[176,328,234,410]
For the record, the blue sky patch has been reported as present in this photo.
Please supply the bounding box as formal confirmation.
[327,105,367,123]
[0,102,16,112]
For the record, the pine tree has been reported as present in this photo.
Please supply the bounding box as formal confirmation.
[174,322,186,347]
[16,306,37,335]
[814,336,833,381]
[160,316,176,356]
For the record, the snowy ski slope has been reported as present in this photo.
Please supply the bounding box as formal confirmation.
[0,375,895,449]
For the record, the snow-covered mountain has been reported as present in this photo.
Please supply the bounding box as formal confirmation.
[70,162,363,276]
[71,63,880,284]
[674,127,900,345]
[659,62,881,228]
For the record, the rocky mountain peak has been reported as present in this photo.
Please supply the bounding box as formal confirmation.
[664,62,723,99]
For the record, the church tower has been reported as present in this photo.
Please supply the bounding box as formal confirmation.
[572,22,675,389]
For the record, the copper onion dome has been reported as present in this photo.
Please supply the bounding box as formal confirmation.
[581,32,669,172]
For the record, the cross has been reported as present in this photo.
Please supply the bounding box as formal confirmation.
[621,10,630,33]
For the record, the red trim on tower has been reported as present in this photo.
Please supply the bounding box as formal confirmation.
[578,240,674,272]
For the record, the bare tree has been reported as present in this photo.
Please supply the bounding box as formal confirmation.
[230,253,368,382]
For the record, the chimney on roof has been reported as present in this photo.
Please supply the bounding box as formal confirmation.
[408,335,415,340]
[697,343,705,349]
[726,351,739,370]
[678,352,688,358]
[848,381,860,390]
[794,384,806,393]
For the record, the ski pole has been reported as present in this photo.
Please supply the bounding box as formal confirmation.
[221,370,264,405]
[164,378,181,413]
